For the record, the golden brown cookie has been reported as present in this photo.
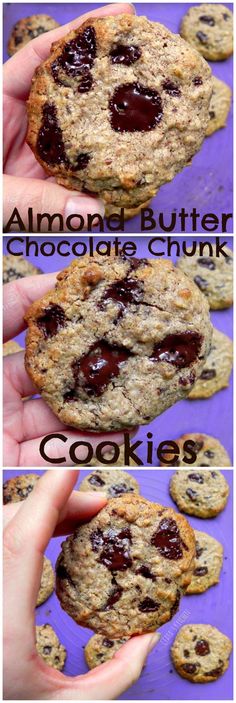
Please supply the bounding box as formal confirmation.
[206,76,231,137]
[169,469,230,517]
[188,328,233,399]
[180,4,233,61]
[8,14,59,56]
[171,624,232,682]
[36,556,55,606]
[186,529,223,594]
[35,624,66,670]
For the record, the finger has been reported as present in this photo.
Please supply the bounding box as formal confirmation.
[4,351,37,399]
[4,4,135,99]
[3,174,104,234]
[3,270,58,341]
[58,633,160,700]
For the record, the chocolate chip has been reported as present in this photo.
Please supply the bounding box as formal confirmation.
[68,340,131,398]
[109,483,134,497]
[28,26,46,39]
[151,518,186,560]
[193,77,203,86]
[37,304,66,338]
[109,82,162,132]
[204,450,214,459]
[139,597,159,612]
[150,332,202,368]
[121,256,148,270]
[196,31,209,43]
[91,527,132,570]
[165,577,172,584]
[186,488,198,501]
[99,278,143,319]
[162,80,181,96]
[194,566,208,576]
[209,110,215,119]
[199,15,215,26]
[200,369,216,380]
[182,663,198,674]
[211,471,217,478]
[52,26,96,82]
[110,44,141,65]
[194,275,208,291]
[43,645,52,654]
[197,257,216,270]
[205,666,223,677]
[74,153,90,170]
[104,584,123,609]
[78,72,93,92]
[88,474,106,487]
[102,639,114,648]
[136,565,156,580]
[223,13,230,20]
[196,544,204,558]
[195,639,210,656]
[188,472,204,483]
[184,649,190,658]
[37,104,68,165]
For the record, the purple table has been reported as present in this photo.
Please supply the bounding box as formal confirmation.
[3,468,233,700]
[3,235,233,465]
[3,3,233,234]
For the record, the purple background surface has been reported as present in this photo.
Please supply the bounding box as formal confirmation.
[3,468,233,699]
[3,235,233,465]
[2,3,233,234]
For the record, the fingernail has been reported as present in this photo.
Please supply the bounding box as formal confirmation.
[147,632,161,653]
[65,196,105,222]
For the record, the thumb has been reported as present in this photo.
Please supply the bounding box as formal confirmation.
[3,174,105,233]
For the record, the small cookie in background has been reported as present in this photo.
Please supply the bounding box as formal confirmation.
[105,199,152,221]
[3,254,43,283]
[169,469,230,518]
[35,624,66,671]
[206,76,231,137]
[88,444,140,467]
[188,328,233,399]
[171,624,232,682]
[177,244,233,310]
[8,14,59,56]
[186,529,223,594]
[180,4,233,61]
[3,341,23,356]
[85,634,129,669]
[160,433,231,468]
[3,473,40,504]
[37,556,55,607]
[79,469,140,498]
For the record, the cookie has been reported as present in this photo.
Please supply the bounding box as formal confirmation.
[3,473,40,504]
[161,433,231,468]
[79,470,140,498]
[169,469,229,517]
[180,4,233,61]
[177,244,233,310]
[186,529,223,594]
[27,14,212,209]
[3,255,42,284]
[3,341,23,356]
[85,634,129,669]
[171,624,232,682]
[24,252,212,433]
[56,493,195,638]
[35,624,66,670]
[188,328,233,399]
[37,556,55,606]
[8,14,59,56]
[105,199,152,221]
[88,444,140,467]
[206,76,231,137]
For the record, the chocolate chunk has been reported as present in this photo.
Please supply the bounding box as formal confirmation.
[69,340,131,397]
[195,639,210,656]
[104,584,123,609]
[196,31,209,44]
[110,44,141,65]
[139,597,159,612]
[136,565,156,580]
[52,27,96,80]
[109,82,162,132]
[186,488,198,501]
[103,639,114,648]
[184,649,190,658]
[163,80,181,96]
[37,304,66,338]
[121,255,148,270]
[188,472,204,483]
[194,275,208,291]
[43,645,52,654]
[197,257,216,270]
[182,663,198,674]
[91,527,132,570]
[204,450,215,459]
[90,528,104,552]
[88,474,106,487]
[99,278,143,319]
[78,72,93,92]
[151,518,185,560]
[193,77,203,86]
[196,544,204,558]
[209,110,215,119]
[150,332,202,368]
[211,471,217,478]
[194,566,208,576]
[37,104,68,165]
[170,589,181,617]
[200,369,216,380]
[109,483,134,497]
[199,15,215,26]
[205,665,223,677]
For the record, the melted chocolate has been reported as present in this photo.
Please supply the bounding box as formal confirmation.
[109,82,162,132]
[139,597,159,612]
[37,304,66,338]
[99,277,143,318]
[37,104,68,165]
[188,472,204,483]
[88,474,106,487]
[182,663,198,674]
[78,72,93,92]
[163,80,181,96]
[195,639,210,656]
[68,340,131,397]
[52,27,96,81]
[110,44,141,65]
[104,584,123,609]
[194,275,208,291]
[91,527,132,570]
[151,518,185,560]
[136,565,156,580]
[197,257,216,270]
[150,332,202,368]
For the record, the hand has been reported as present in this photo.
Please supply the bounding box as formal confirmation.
[3,470,160,699]
[3,3,135,232]
[3,274,131,466]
